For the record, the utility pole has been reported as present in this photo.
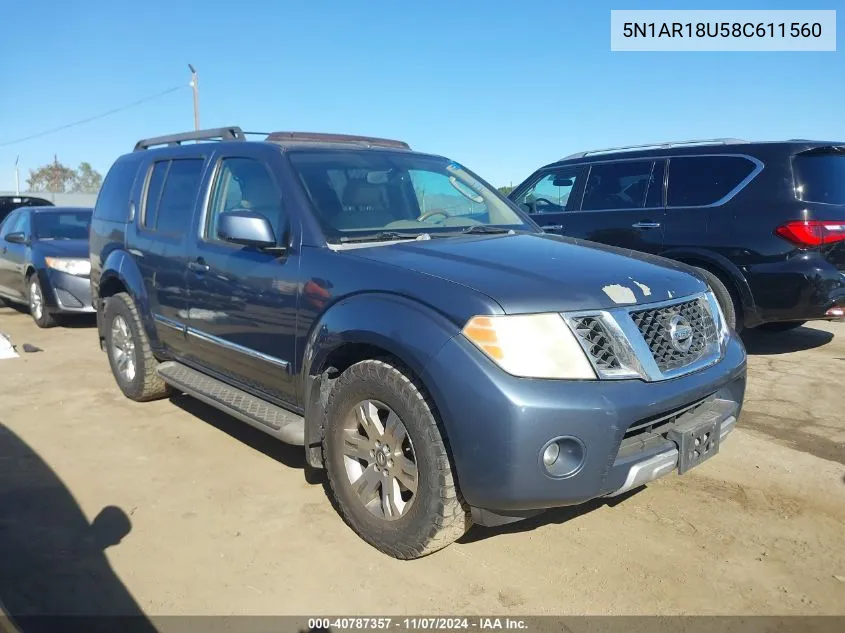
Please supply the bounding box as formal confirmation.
[14,155,20,195]
[188,64,200,131]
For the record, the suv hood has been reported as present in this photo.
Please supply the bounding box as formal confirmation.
[347,233,707,313]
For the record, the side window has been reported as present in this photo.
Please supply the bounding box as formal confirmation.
[514,167,584,215]
[143,161,169,229]
[0,211,22,238]
[93,158,139,222]
[207,157,283,242]
[582,161,653,211]
[645,160,666,208]
[143,159,204,234]
[667,156,756,207]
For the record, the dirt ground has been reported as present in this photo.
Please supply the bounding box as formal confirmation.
[0,304,843,617]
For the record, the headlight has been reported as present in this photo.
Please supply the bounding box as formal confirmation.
[462,313,596,379]
[44,257,91,276]
[705,290,731,344]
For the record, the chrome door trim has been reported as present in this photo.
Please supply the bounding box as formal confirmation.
[187,326,290,370]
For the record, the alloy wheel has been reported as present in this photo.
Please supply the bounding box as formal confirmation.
[110,315,137,382]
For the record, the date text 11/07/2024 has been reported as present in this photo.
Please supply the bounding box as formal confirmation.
[307,618,528,630]
[622,22,822,39]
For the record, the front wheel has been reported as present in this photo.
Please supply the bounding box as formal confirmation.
[28,275,57,328]
[323,359,470,559]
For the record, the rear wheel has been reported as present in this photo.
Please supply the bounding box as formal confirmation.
[694,267,741,333]
[756,321,806,333]
[323,359,470,559]
[103,292,170,402]
[28,274,57,328]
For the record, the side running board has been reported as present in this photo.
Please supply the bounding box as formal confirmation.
[156,361,305,446]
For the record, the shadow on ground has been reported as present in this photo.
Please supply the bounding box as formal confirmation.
[741,325,833,355]
[458,487,642,545]
[168,394,327,485]
[0,425,157,632]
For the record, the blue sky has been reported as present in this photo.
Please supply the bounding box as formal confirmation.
[1,0,842,191]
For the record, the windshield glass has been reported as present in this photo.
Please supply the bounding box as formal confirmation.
[33,210,92,240]
[288,150,532,241]
[793,149,845,205]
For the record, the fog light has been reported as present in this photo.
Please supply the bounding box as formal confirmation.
[542,442,560,466]
[540,436,585,478]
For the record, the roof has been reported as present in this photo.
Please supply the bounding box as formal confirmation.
[29,206,93,214]
[551,139,845,165]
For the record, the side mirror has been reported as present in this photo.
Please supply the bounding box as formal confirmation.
[217,209,281,251]
[5,232,26,245]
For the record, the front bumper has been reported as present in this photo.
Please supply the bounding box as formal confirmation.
[42,269,94,314]
[421,333,747,517]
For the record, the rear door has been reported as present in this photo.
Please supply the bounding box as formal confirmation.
[557,159,666,254]
[130,153,208,355]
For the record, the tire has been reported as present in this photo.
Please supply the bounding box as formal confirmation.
[103,292,170,402]
[323,359,470,559]
[27,274,57,329]
[694,267,741,333]
[756,321,806,333]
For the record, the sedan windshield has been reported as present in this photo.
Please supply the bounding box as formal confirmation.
[288,150,532,242]
[33,211,92,240]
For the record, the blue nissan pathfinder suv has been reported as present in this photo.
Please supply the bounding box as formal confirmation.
[90,127,747,558]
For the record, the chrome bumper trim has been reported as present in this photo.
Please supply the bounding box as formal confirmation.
[606,416,736,497]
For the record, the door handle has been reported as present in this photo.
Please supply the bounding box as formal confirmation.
[542,224,564,231]
[188,260,210,273]
[632,222,661,229]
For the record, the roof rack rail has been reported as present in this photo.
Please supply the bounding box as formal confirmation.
[134,126,246,151]
[560,138,748,161]
[265,131,410,149]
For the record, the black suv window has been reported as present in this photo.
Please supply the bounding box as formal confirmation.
[793,149,845,205]
[206,157,283,242]
[143,159,204,234]
[513,166,585,215]
[582,161,653,211]
[667,156,756,207]
[94,159,139,222]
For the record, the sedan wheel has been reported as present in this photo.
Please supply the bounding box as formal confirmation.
[29,281,43,321]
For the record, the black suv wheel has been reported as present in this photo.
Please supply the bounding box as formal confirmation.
[323,359,470,559]
[103,292,170,402]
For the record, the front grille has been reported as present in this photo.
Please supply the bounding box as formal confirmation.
[571,316,621,370]
[630,297,718,373]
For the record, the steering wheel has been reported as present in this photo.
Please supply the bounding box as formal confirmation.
[417,209,451,222]
[533,197,555,207]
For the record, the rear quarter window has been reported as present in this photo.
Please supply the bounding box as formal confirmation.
[793,150,845,205]
[667,156,757,207]
[93,159,140,222]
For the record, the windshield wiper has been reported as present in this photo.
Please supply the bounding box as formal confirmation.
[460,225,513,235]
[338,231,429,244]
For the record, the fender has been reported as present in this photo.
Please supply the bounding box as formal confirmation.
[300,292,462,467]
[661,247,762,327]
[97,249,161,349]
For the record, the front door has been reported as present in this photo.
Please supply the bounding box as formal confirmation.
[184,147,300,407]
[0,211,30,300]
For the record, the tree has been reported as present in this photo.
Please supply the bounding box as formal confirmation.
[497,185,514,196]
[26,157,103,194]
[73,162,103,193]
[27,156,77,193]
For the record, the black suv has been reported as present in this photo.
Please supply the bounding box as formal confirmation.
[510,140,845,331]
[90,127,746,558]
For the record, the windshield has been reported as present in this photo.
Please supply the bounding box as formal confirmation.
[0,196,53,223]
[288,150,532,241]
[793,148,845,205]
[33,210,92,240]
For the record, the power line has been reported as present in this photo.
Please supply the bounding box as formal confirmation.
[0,86,186,148]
